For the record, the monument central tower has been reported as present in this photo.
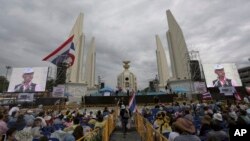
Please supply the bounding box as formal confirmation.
[117,61,137,91]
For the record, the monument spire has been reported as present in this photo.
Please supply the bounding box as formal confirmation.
[156,35,169,88]
[66,13,85,83]
[166,10,189,80]
[84,37,96,88]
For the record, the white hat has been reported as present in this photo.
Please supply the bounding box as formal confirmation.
[214,64,224,70]
[24,68,34,74]
[38,104,43,108]
[44,116,52,121]
[27,110,33,113]
[213,113,223,121]
[121,105,125,109]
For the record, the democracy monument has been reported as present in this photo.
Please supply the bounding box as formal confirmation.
[0,8,249,141]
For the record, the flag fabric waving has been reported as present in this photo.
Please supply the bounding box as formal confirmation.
[128,91,137,113]
[43,35,75,66]
[202,92,212,100]
[234,92,242,101]
[232,87,242,101]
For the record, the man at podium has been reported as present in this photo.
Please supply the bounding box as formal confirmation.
[14,68,41,92]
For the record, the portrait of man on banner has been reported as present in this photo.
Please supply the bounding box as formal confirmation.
[14,68,42,92]
[212,64,237,87]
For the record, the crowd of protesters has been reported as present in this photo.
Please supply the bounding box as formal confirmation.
[0,105,113,141]
[141,97,250,141]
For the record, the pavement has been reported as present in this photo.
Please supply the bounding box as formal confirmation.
[110,127,141,141]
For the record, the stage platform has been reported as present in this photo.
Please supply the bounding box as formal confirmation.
[0,96,67,107]
[84,94,175,105]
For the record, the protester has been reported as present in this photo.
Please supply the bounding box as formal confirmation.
[6,127,17,141]
[0,113,8,135]
[72,125,83,140]
[120,105,131,137]
[31,118,43,139]
[206,120,229,141]
[199,115,212,139]
[172,118,200,141]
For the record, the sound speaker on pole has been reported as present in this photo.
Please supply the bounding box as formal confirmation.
[101,82,105,89]
[190,60,201,81]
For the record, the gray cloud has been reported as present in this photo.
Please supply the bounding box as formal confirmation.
[0,0,250,89]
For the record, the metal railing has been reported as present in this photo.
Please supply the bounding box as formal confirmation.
[134,113,168,141]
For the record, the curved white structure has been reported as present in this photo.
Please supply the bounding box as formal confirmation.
[156,35,170,88]
[166,10,189,80]
[66,13,85,83]
[84,37,96,88]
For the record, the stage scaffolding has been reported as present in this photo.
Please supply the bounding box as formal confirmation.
[186,50,203,94]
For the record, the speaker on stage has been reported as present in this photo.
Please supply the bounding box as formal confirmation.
[190,60,201,81]
[101,82,105,89]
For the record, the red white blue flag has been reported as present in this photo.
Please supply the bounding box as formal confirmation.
[202,92,212,99]
[43,35,75,66]
[129,91,137,113]
[234,92,242,101]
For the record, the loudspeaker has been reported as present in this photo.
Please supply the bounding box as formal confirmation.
[101,82,105,89]
[190,60,201,81]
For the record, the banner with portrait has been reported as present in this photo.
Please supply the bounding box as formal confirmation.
[203,63,242,88]
[8,67,48,92]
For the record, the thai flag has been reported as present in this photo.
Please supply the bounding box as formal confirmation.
[202,92,212,99]
[232,87,242,101]
[234,92,242,101]
[129,91,137,113]
[43,35,75,66]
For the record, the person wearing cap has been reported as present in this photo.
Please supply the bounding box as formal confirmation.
[24,110,35,126]
[212,64,236,87]
[14,68,41,92]
[120,104,131,138]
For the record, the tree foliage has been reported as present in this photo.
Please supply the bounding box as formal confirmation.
[0,76,9,92]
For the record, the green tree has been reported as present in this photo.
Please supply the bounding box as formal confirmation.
[0,76,9,92]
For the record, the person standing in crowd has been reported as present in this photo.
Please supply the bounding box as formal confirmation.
[14,68,41,92]
[206,120,229,141]
[212,64,236,87]
[120,105,131,138]
[24,110,35,125]
[72,125,83,140]
[172,118,200,141]
[199,115,212,139]
[31,118,43,139]
[0,113,8,136]
[6,128,17,141]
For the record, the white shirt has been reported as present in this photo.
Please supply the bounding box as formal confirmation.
[23,82,42,91]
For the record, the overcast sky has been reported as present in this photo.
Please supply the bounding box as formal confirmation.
[0,0,250,89]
